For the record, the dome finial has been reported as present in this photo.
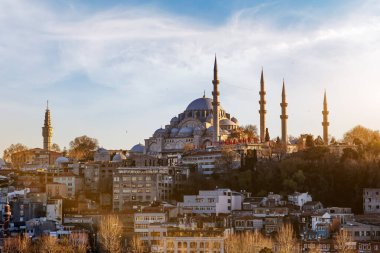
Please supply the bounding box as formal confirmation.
[203,90,206,98]
[46,100,49,110]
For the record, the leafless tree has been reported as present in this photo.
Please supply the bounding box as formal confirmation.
[3,234,31,253]
[99,215,123,253]
[39,236,60,253]
[224,231,273,253]
[130,235,145,253]
[276,224,298,253]
[334,230,355,253]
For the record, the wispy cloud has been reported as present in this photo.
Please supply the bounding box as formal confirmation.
[1,0,380,153]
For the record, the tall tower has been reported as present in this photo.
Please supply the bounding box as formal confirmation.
[212,56,220,144]
[42,101,53,151]
[280,79,288,149]
[259,68,267,143]
[322,91,329,145]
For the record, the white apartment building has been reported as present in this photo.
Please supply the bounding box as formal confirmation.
[311,212,332,230]
[288,192,312,208]
[179,189,243,215]
[363,188,380,214]
[46,199,63,223]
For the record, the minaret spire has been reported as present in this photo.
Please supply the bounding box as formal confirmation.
[212,55,220,144]
[280,79,288,150]
[322,91,329,145]
[259,67,267,143]
[42,102,53,151]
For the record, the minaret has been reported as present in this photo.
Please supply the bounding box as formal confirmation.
[280,79,288,149]
[3,201,11,237]
[212,56,220,144]
[42,101,53,151]
[322,91,329,145]
[259,68,267,143]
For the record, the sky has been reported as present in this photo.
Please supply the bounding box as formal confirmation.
[1,0,380,154]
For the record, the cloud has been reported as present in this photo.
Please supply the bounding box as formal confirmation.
[1,0,380,153]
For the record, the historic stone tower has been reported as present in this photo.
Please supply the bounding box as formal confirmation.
[322,91,329,145]
[42,101,53,151]
[280,79,288,148]
[259,68,267,143]
[212,56,220,144]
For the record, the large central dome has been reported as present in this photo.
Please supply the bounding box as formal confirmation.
[186,97,213,111]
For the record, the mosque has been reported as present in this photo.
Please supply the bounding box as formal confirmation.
[144,57,241,157]
[144,56,331,159]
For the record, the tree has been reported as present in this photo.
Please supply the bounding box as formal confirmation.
[305,135,315,148]
[38,236,60,253]
[334,230,355,253]
[224,231,272,253]
[265,128,270,142]
[3,234,31,253]
[343,125,380,145]
[69,232,88,253]
[276,224,298,253]
[242,124,258,139]
[51,143,61,152]
[215,148,239,171]
[130,235,144,253]
[3,143,28,163]
[68,135,98,161]
[99,215,122,253]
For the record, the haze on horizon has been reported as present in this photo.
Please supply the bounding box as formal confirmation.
[1,0,380,154]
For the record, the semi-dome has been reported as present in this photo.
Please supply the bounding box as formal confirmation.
[220,118,237,126]
[130,143,145,153]
[170,128,179,137]
[55,156,69,165]
[112,153,127,162]
[178,127,193,137]
[153,128,167,137]
[194,126,204,136]
[206,114,213,123]
[186,97,213,111]
[231,117,238,124]
[96,148,109,154]
[170,117,179,125]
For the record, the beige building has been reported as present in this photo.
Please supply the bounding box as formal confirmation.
[52,173,83,198]
[46,182,67,198]
[112,167,188,212]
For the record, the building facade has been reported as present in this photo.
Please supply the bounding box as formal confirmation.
[179,189,243,215]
